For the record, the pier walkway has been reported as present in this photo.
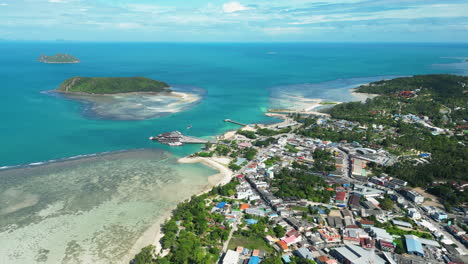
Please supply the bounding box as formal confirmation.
[224,119,247,126]
[180,135,210,144]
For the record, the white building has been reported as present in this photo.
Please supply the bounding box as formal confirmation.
[408,208,421,220]
[405,190,424,204]
[222,250,239,264]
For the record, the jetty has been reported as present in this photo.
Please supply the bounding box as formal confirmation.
[150,131,210,146]
[224,119,247,126]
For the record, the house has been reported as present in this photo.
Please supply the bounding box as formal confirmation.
[222,250,240,264]
[432,211,448,221]
[446,225,466,236]
[240,203,250,210]
[318,227,341,243]
[405,235,424,256]
[335,192,347,204]
[359,220,374,228]
[316,255,338,264]
[276,240,288,251]
[402,189,424,204]
[379,240,395,252]
[369,227,393,242]
[332,244,386,264]
[248,256,260,264]
[408,208,421,220]
[392,220,412,229]
[245,208,267,217]
[294,247,314,260]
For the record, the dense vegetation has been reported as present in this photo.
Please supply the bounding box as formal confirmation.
[57,77,171,94]
[272,168,335,202]
[38,53,80,63]
[131,180,239,264]
[323,75,468,208]
[340,74,468,127]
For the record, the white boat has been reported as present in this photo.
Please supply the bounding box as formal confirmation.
[168,142,184,146]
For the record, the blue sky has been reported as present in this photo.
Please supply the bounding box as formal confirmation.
[1,0,468,42]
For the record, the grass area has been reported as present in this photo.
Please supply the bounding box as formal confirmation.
[228,234,273,253]
[319,102,339,105]
[291,206,308,212]
[386,226,433,239]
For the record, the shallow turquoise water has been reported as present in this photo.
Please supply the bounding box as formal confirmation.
[1,43,468,263]
[1,42,468,166]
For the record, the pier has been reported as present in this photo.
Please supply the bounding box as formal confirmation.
[150,131,211,146]
[180,135,210,144]
[224,119,247,126]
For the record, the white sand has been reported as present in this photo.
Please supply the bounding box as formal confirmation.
[350,88,378,102]
[129,156,234,259]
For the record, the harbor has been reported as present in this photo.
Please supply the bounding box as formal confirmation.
[150,131,210,146]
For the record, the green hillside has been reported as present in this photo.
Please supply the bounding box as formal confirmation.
[57,77,171,94]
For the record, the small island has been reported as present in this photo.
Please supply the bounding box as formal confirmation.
[56,77,171,94]
[38,53,80,64]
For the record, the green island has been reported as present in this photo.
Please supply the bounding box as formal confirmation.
[38,53,80,63]
[132,74,468,264]
[56,76,171,94]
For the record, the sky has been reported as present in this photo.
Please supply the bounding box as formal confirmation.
[1,0,468,42]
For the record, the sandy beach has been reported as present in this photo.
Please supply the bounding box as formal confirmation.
[126,156,234,260]
[350,88,378,102]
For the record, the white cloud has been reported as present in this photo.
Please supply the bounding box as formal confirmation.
[0,3,8,6]
[223,1,251,13]
[48,0,68,3]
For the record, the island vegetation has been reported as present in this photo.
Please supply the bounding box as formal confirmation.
[56,76,171,94]
[38,53,80,63]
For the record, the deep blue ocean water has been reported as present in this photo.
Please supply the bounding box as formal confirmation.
[1,42,468,166]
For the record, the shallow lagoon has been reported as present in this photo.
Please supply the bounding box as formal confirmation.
[0,149,216,264]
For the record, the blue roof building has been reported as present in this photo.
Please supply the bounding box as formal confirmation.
[248,256,260,264]
[282,255,291,263]
[245,219,259,225]
[405,235,424,256]
[216,202,227,209]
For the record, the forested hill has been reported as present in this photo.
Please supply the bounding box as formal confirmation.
[330,74,468,128]
[57,77,171,94]
[356,74,468,105]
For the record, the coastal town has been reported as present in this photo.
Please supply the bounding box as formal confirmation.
[133,75,468,264]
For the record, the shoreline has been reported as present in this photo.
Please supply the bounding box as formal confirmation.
[124,83,378,262]
[349,87,378,102]
[126,156,234,262]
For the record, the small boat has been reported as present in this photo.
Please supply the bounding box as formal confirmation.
[186,125,192,129]
[149,136,157,141]
[168,142,184,146]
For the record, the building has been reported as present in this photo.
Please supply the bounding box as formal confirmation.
[316,255,338,264]
[446,225,466,236]
[222,250,240,264]
[359,220,374,228]
[247,256,260,264]
[404,235,424,256]
[392,220,412,229]
[318,227,341,243]
[335,192,347,204]
[432,211,448,221]
[332,244,386,264]
[294,247,314,260]
[403,189,424,204]
[245,208,267,217]
[379,240,395,252]
[408,208,421,220]
[351,158,368,177]
[369,227,393,242]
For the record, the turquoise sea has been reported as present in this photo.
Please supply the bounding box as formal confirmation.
[1,42,468,263]
[1,42,468,166]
